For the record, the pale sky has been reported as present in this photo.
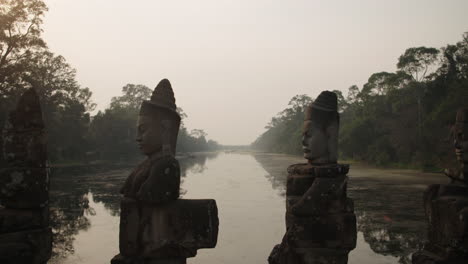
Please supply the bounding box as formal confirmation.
[42,0,468,145]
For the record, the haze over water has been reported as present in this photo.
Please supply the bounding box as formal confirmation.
[42,0,468,145]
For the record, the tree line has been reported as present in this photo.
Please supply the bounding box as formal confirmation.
[0,0,219,164]
[252,33,468,170]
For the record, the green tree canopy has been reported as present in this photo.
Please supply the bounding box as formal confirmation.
[397,46,440,82]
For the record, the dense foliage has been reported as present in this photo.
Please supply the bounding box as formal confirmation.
[0,0,219,164]
[89,84,220,161]
[253,33,468,169]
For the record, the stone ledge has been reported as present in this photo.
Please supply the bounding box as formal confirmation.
[111,254,186,264]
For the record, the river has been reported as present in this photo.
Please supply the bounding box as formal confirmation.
[48,152,447,264]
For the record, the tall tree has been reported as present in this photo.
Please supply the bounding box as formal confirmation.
[0,0,47,78]
[397,47,440,82]
[110,84,152,110]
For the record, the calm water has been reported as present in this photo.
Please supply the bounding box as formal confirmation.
[48,152,446,264]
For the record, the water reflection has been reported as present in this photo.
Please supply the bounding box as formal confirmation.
[49,154,216,263]
[252,153,289,196]
[252,153,446,264]
[180,152,219,176]
[48,152,447,264]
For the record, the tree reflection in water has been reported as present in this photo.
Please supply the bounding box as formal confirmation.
[253,153,445,264]
[48,153,218,262]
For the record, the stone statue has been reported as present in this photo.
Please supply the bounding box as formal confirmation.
[112,79,219,264]
[269,91,356,264]
[120,78,181,203]
[412,107,468,264]
[449,107,468,183]
[0,88,52,264]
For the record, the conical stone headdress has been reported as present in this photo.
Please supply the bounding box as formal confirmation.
[140,79,181,121]
[305,91,338,120]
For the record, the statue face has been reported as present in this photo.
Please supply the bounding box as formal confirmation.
[302,120,328,162]
[454,123,468,164]
[136,115,163,156]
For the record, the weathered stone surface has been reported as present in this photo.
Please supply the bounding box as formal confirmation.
[0,207,48,233]
[287,163,349,178]
[286,174,316,196]
[121,157,180,203]
[119,198,218,258]
[289,176,348,216]
[436,184,468,197]
[0,242,33,264]
[0,228,52,264]
[111,254,187,264]
[412,249,468,264]
[299,248,349,264]
[0,167,48,208]
[427,196,468,249]
[412,250,444,264]
[286,213,357,250]
[2,130,47,168]
[2,88,46,168]
[286,197,354,225]
[269,230,352,264]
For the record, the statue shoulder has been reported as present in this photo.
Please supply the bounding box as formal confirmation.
[150,156,180,172]
[138,155,180,203]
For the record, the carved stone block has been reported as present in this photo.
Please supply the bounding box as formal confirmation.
[286,164,349,178]
[0,207,48,233]
[289,176,348,216]
[286,174,316,196]
[0,228,52,264]
[427,196,468,249]
[0,167,48,209]
[2,130,47,168]
[286,213,357,250]
[119,198,218,258]
[412,248,468,264]
[436,184,468,197]
[298,248,349,264]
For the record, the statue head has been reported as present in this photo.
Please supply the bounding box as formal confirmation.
[2,88,46,167]
[137,79,181,157]
[454,108,468,168]
[302,91,339,164]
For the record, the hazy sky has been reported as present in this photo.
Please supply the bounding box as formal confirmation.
[42,0,467,145]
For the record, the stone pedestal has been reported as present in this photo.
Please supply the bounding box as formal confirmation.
[119,198,218,258]
[269,163,357,264]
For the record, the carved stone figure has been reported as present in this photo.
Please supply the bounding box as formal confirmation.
[452,107,468,182]
[269,91,356,264]
[412,108,468,264]
[112,79,219,264]
[0,88,52,264]
[120,78,181,204]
